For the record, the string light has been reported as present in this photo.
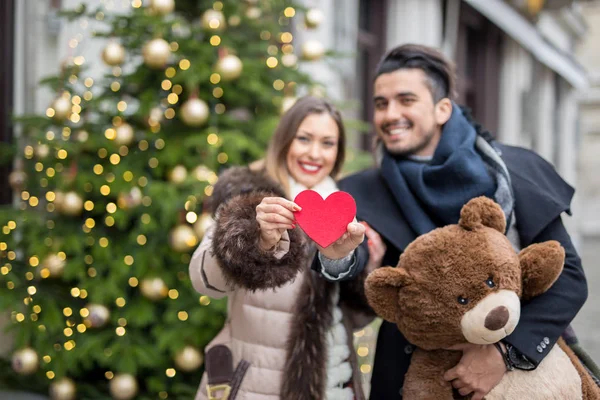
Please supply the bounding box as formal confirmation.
[284,7,296,17]
[200,296,210,306]
[210,73,221,84]
[217,153,228,164]
[207,133,218,145]
[165,67,176,78]
[137,235,147,245]
[179,59,190,70]
[266,57,278,68]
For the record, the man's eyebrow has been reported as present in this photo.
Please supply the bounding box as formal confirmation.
[396,91,418,97]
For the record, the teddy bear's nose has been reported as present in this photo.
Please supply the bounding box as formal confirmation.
[484,306,509,331]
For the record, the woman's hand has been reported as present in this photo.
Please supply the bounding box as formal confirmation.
[256,197,301,250]
[362,222,387,273]
[317,222,366,260]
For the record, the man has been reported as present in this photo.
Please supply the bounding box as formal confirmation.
[315,44,588,399]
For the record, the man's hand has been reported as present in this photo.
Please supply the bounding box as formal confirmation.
[361,221,386,273]
[443,343,507,400]
[317,222,365,260]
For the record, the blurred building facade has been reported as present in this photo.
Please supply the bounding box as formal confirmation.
[573,0,600,363]
[298,0,588,195]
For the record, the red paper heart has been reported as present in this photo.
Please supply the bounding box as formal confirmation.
[293,190,356,248]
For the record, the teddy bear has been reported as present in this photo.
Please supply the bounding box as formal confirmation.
[365,196,599,400]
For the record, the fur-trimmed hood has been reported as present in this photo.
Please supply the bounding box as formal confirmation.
[205,166,285,215]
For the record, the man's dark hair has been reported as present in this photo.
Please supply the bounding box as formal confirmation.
[375,44,457,103]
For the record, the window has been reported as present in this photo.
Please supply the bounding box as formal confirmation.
[455,2,502,136]
[357,0,386,150]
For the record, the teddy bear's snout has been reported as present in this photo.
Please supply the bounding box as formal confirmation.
[460,290,520,345]
[484,306,509,331]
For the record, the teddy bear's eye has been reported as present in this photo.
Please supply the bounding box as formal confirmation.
[485,277,495,288]
[457,296,469,305]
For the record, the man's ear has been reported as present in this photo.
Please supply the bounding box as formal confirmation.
[365,267,412,322]
[519,241,565,300]
[434,98,452,125]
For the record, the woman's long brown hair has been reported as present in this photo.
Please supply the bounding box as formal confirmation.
[252,96,346,196]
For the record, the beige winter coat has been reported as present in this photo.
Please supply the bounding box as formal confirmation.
[188,167,368,400]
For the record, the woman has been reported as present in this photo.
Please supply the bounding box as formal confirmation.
[189,96,384,400]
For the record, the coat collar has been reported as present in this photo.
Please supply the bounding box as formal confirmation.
[497,144,574,245]
[289,175,338,200]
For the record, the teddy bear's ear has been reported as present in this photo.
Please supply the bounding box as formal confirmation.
[519,241,565,300]
[458,196,506,233]
[365,267,412,323]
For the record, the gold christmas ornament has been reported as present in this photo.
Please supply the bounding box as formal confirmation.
[114,123,135,145]
[174,346,204,372]
[51,96,72,121]
[228,15,241,26]
[86,304,110,328]
[193,213,213,241]
[170,224,198,252]
[142,38,171,69]
[109,374,138,400]
[11,348,39,375]
[281,96,297,114]
[148,107,163,126]
[117,187,143,210]
[245,7,262,19]
[180,98,209,127]
[304,8,324,28]
[192,165,213,181]
[201,9,226,31]
[215,54,243,81]
[60,191,83,216]
[35,144,50,159]
[168,165,188,184]
[42,254,66,278]
[139,277,168,301]
[8,169,27,191]
[301,40,325,61]
[49,377,77,400]
[76,130,89,143]
[149,0,175,15]
[281,54,298,68]
[102,42,126,66]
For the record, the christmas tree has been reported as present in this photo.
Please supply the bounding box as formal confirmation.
[0,0,332,398]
